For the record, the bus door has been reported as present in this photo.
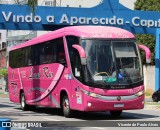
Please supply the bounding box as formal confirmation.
[65,36,84,110]
[70,49,85,110]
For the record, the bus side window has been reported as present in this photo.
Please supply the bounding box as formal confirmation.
[9,51,16,68]
[24,47,32,66]
[32,44,40,66]
[39,43,46,64]
[56,38,67,66]
[9,49,23,68]
[39,40,57,65]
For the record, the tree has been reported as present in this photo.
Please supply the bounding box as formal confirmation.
[135,0,160,11]
[0,68,8,78]
[21,0,37,14]
[0,0,37,14]
[136,34,155,65]
[134,0,160,65]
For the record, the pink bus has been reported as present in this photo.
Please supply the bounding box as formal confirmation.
[8,26,151,117]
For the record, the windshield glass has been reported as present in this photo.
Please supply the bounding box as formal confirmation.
[81,39,143,87]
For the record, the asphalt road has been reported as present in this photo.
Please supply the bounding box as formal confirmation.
[0,97,160,130]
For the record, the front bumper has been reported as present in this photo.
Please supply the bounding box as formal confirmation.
[83,94,144,112]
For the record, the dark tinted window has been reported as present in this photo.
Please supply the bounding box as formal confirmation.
[23,47,32,66]
[66,36,83,81]
[9,49,24,68]
[66,36,79,63]
[9,37,66,68]
[57,38,66,64]
[32,44,40,66]
[39,41,56,64]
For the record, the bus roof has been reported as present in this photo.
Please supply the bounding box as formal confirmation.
[10,26,135,51]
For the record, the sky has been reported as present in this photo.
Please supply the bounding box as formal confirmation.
[120,0,136,10]
[2,0,137,9]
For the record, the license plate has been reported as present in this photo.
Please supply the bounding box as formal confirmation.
[114,104,124,108]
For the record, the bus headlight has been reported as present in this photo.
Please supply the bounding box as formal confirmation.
[135,90,144,97]
[81,89,101,98]
[81,89,89,95]
[89,93,100,98]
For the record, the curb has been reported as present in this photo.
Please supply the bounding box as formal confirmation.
[0,92,9,98]
[145,104,160,110]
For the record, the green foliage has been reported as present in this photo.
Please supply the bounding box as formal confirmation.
[0,68,8,78]
[0,0,38,14]
[134,0,160,11]
[27,0,38,14]
[134,0,160,65]
[136,34,155,65]
[145,91,151,96]
[14,0,38,14]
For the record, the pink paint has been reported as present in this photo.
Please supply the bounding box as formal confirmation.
[138,44,151,63]
[8,26,146,113]
[89,86,144,96]
[84,94,144,111]
[72,45,86,58]
[11,26,135,51]
[27,64,64,103]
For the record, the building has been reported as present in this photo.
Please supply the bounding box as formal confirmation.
[0,30,7,68]
[2,0,102,68]
[0,0,136,68]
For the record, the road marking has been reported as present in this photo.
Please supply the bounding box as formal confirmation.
[43,117,61,121]
[1,109,7,111]
[89,127,105,130]
[81,125,106,130]
[132,115,160,121]
[0,108,19,111]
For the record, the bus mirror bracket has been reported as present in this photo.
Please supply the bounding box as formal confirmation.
[72,44,87,65]
[138,44,151,64]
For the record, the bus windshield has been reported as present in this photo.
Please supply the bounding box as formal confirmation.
[81,39,143,87]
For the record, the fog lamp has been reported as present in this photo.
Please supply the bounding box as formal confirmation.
[88,102,92,107]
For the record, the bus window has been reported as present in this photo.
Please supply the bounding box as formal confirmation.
[32,44,40,66]
[66,36,83,81]
[56,38,66,65]
[39,41,53,64]
[9,49,24,68]
[23,47,32,66]
[38,40,58,65]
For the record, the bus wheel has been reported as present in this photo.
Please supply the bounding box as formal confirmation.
[62,95,72,118]
[110,110,122,117]
[20,92,28,111]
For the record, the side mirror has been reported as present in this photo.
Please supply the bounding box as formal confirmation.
[72,44,87,65]
[138,44,151,64]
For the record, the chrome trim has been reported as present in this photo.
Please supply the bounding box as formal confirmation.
[97,94,139,101]
[81,88,144,101]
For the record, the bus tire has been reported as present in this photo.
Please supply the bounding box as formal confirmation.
[20,92,28,111]
[110,110,122,117]
[62,95,73,118]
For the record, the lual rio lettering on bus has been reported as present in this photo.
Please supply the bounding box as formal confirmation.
[28,67,53,79]
[2,11,160,28]
[18,67,53,79]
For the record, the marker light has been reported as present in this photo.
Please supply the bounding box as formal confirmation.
[88,102,92,107]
